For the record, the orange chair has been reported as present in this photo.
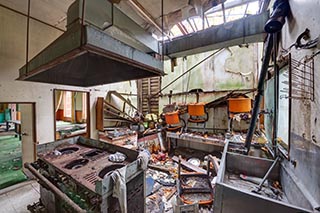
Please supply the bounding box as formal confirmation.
[227,97,252,132]
[186,102,208,133]
[164,111,185,132]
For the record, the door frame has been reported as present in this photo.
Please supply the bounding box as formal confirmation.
[53,89,90,140]
[0,102,37,162]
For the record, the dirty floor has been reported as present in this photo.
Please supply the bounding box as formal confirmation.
[0,180,40,213]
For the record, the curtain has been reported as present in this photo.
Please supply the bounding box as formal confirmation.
[55,91,63,113]
[71,92,76,123]
[82,93,87,122]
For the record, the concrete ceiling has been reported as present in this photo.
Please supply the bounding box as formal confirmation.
[117,0,224,35]
[0,0,225,68]
[0,0,223,33]
[0,2,63,80]
[0,0,74,30]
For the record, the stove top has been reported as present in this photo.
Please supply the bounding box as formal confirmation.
[39,143,130,193]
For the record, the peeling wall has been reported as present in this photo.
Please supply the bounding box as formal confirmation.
[275,0,320,206]
[0,7,137,143]
[160,44,261,130]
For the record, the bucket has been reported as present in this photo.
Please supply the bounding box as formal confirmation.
[228,98,251,113]
[188,102,205,116]
[165,111,180,125]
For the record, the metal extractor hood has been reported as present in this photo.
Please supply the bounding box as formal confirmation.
[18,0,164,87]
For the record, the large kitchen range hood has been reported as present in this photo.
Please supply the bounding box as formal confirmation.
[18,0,164,87]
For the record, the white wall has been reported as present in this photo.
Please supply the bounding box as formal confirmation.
[0,6,137,143]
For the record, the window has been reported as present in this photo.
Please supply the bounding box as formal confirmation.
[64,91,72,118]
[155,0,262,41]
[82,93,87,120]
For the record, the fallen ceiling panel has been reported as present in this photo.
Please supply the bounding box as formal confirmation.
[18,24,164,87]
[164,11,269,57]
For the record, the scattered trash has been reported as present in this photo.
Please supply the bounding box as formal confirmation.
[54,150,62,156]
[108,152,126,163]
[187,157,201,167]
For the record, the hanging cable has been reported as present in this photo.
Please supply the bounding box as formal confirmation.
[26,0,31,74]
[151,48,223,99]
[161,0,164,61]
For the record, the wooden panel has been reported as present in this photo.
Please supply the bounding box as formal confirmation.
[96,97,104,131]
[75,110,83,123]
[56,109,64,120]
[139,76,161,114]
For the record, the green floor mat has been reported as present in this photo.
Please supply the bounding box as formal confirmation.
[0,169,27,189]
[0,135,27,189]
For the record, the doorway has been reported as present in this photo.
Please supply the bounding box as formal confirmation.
[53,89,90,140]
[0,103,36,189]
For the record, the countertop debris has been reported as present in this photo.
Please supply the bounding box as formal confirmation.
[225,173,288,202]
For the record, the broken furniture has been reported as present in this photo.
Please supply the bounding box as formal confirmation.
[214,140,313,213]
[98,128,138,150]
[227,97,252,132]
[186,90,208,133]
[96,97,136,131]
[166,131,225,154]
[186,103,208,133]
[164,111,185,132]
[175,156,214,210]
[25,136,145,212]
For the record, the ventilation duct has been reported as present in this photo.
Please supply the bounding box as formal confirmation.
[18,0,164,87]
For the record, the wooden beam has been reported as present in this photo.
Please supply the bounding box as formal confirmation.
[172,156,207,174]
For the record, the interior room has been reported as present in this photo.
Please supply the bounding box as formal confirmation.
[0,0,319,212]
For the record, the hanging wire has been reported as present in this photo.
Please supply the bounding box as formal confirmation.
[184,59,192,103]
[26,0,31,74]
[161,0,164,61]
[150,48,223,99]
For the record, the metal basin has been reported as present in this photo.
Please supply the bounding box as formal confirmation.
[58,147,79,155]
[65,159,89,170]
[98,164,125,179]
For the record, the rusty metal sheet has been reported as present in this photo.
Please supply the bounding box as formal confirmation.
[18,24,164,87]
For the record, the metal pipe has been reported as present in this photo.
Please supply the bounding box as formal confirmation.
[160,88,256,97]
[272,33,279,156]
[245,34,274,153]
[102,2,114,31]
[256,157,280,192]
[80,0,86,45]
[161,0,164,61]
[288,53,292,158]
[24,163,86,213]
[264,0,290,33]
[127,0,170,39]
[26,0,30,74]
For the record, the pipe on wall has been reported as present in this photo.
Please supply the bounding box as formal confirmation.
[24,163,86,213]
[245,0,290,154]
[264,0,290,33]
[245,34,273,152]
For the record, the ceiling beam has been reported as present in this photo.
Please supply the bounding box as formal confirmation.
[127,0,171,39]
[164,11,269,58]
[206,0,259,14]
